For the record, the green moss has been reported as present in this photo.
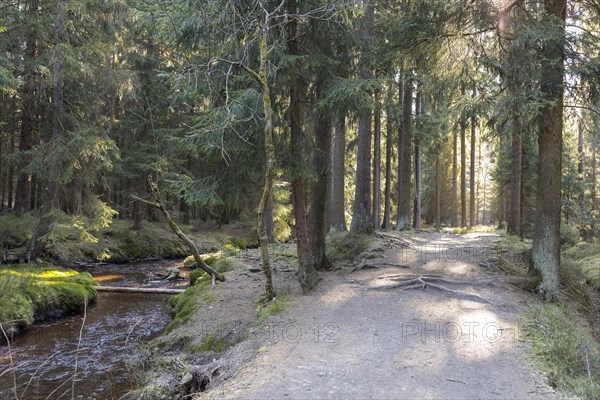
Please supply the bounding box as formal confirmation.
[192,333,225,353]
[562,243,600,290]
[326,232,373,264]
[523,304,600,399]
[256,293,290,324]
[189,257,236,286]
[0,264,97,338]
[165,280,214,333]
[224,236,247,250]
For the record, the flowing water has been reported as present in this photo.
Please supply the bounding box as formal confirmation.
[0,260,186,400]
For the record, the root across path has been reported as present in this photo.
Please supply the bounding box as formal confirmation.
[190,232,555,399]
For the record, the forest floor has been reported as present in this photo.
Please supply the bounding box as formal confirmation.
[141,230,561,400]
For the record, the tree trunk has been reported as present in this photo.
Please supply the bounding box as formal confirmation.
[413,90,422,230]
[531,0,565,301]
[265,194,276,243]
[397,72,413,231]
[372,91,381,230]
[254,30,276,303]
[451,127,458,227]
[470,115,476,227]
[460,109,467,227]
[329,112,347,232]
[350,0,374,234]
[382,83,394,230]
[508,115,522,236]
[310,106,331,270]
[477,137,482,225]
[435,144,441,229]
[7,132,14,210]
[14,0,38,214]
[180,198,190,224]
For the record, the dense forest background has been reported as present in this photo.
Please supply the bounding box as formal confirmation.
[0,0,599,299]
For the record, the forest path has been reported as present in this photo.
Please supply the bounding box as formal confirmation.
[199,231,555,399]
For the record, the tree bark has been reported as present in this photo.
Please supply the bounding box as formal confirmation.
[329,113,347,232]
[310,106,331,270]
[397,72,413,231]
[508,114,522,236]
[254,30,276,303]
[265,194,276,243]
[372,91,381,230]
[435,143,441,229]
[413,90,422,229]
[470,115,477,227]
[7,132,15,210]
[350,0,374,234]
[531,0,565,301]
[451,126,458,227]
[460,99,467,228]
[382,83,394,230]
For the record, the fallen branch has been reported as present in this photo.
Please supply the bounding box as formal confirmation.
[132,176,225,283]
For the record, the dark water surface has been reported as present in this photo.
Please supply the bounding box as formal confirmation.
[0,261,183,399]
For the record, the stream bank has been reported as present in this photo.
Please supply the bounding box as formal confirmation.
[0,260,184,400]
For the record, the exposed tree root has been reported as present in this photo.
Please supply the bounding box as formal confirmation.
[369,273,492,304]
[352,262,411,272]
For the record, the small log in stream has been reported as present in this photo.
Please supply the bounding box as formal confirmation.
[96,286,185,294]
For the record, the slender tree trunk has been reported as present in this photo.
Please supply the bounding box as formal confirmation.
[531,0,565,301]
[460,114,467,227]
[14,0,38,214]
[435,144,441,229]
[265,194,276,243]
[397,72,413,231]
[180,198,190,224]
[309,106,331,270]
[592,139,597,212]
[329,113,347,232]
[477,137,482,225]
[350,0,374,234]
[577,122,585,229]
[372,92,381,230]
[470,115,476,227]
[7,132,14,210]
[451,127,458,227]
[254,30,276,303]
[382,83,394,230]
[508,115,522,236]
[413,90,422,229]
[0,132,3,211]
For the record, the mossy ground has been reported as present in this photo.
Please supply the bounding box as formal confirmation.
[0,263,97,338]
[326,232,374,264]
[523,304,600,399]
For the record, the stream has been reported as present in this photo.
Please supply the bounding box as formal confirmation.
[0,260,187,400]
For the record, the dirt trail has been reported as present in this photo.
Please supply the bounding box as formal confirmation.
[199,232,555,399]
